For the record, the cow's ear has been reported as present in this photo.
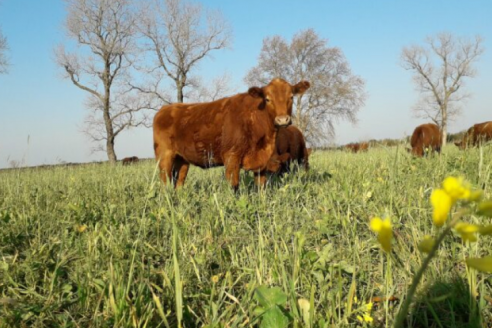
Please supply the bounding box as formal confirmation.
[248,87,265,99]
[292,81,310,95]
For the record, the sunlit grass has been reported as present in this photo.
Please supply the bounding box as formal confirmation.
[0,145,491,327]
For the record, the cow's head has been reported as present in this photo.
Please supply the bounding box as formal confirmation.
[266,153,290,173]
[248,78,310,128]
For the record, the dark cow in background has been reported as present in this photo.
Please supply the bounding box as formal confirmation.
[153,78,310,190]
[269,125,311,175]
[345,142,369,153]
[454,121,492,149]
[122,156,139,165]
[409,123,442,157]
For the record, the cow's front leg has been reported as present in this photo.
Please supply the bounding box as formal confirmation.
[254,170,267,189]
[224,155,241,192]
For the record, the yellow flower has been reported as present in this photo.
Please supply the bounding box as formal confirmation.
[370,217,393,252]
[365,302,373,312]
[466,256,492,273]
[211,275,219,283]
[430,189,452,227]
[418,235,436,253]
[468,190,483,202]
[442,177,471,201]
[478,201,492,217]
[454,222,480,243]
[479,225,492,235]
[357,313,374,323]
[76,224,87,233]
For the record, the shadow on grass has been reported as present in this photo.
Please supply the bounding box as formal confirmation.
[406,277,482,328]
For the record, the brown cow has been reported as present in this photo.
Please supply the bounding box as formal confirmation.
[153,78,310,190]
[268,125,311,175]
[122,156,139,165]
[345,142,369,153]
[454,121,492,149]
[408,123,442,157]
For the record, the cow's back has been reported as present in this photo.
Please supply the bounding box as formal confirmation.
[472,121,492,144]
[410,123,441,156]
[153,96,234,167]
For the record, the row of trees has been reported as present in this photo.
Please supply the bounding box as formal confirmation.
[54,0,367,163]
[2,0,484,162]
[55,0,233,163]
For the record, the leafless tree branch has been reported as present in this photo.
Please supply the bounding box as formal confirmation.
[401,32,484,145]
[245,29,366,146]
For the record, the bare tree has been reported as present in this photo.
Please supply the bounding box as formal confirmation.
[0,28,9,74]
[401,32,484,146]
[245,29,366,145]
[55,0,149,164]
[187,73,236,102]
[138,0,232,104]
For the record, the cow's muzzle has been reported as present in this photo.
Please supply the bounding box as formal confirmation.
[274,115,292,127]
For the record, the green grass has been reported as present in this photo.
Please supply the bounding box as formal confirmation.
[0,145,491,327]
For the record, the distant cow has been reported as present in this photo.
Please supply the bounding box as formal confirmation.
[345,142,369,153]
[454,121,492,149]
[409,123,442,157]
[122,156,139,165]
[153,78,310,190]
[268,125,311,175]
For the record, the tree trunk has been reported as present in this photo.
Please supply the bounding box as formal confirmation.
[177,81,184,103]
[103,75,117,164]
[441,106,447,147]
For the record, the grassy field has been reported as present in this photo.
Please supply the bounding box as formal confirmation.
[1,145,491,327]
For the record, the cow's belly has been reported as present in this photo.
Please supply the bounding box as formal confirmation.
[176,138,224,168]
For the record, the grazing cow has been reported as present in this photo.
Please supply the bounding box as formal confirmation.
[122,156,139,165]
[408,123,442,157]
[153,78,310,190]
[268,125,311,175]
[454,121,492,149]
[345,142,369,153]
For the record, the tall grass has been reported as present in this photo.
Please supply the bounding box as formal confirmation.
[0,145,491,327]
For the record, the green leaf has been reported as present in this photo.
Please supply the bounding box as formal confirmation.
[466,256,492,273]
[477,201,492,217]
[260,306,290,328]
[254,286,288,308]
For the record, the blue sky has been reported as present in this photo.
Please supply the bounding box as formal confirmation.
[1,0,491,168]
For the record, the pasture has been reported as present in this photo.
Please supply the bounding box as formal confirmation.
[1,145,491,327]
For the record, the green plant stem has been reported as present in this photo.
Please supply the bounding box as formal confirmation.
[393,214,462,328]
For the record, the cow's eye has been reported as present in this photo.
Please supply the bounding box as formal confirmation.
[290,96,294,100]
[265,98,270,102]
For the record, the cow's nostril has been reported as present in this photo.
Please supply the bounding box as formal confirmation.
[275,115,291,127]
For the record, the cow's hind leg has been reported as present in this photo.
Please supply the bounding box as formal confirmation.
[173,155,190,188]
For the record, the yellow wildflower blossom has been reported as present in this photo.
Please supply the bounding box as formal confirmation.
[357,313,373,323]
[418,235,436,253]
[442,177,471,201]
[370,217,393,252]
[454,222,480,243]
[466,256,492,273]
[479,225,492,235]
[430,189,452,227]
[211,275,219,283]
[76,224,87,233]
